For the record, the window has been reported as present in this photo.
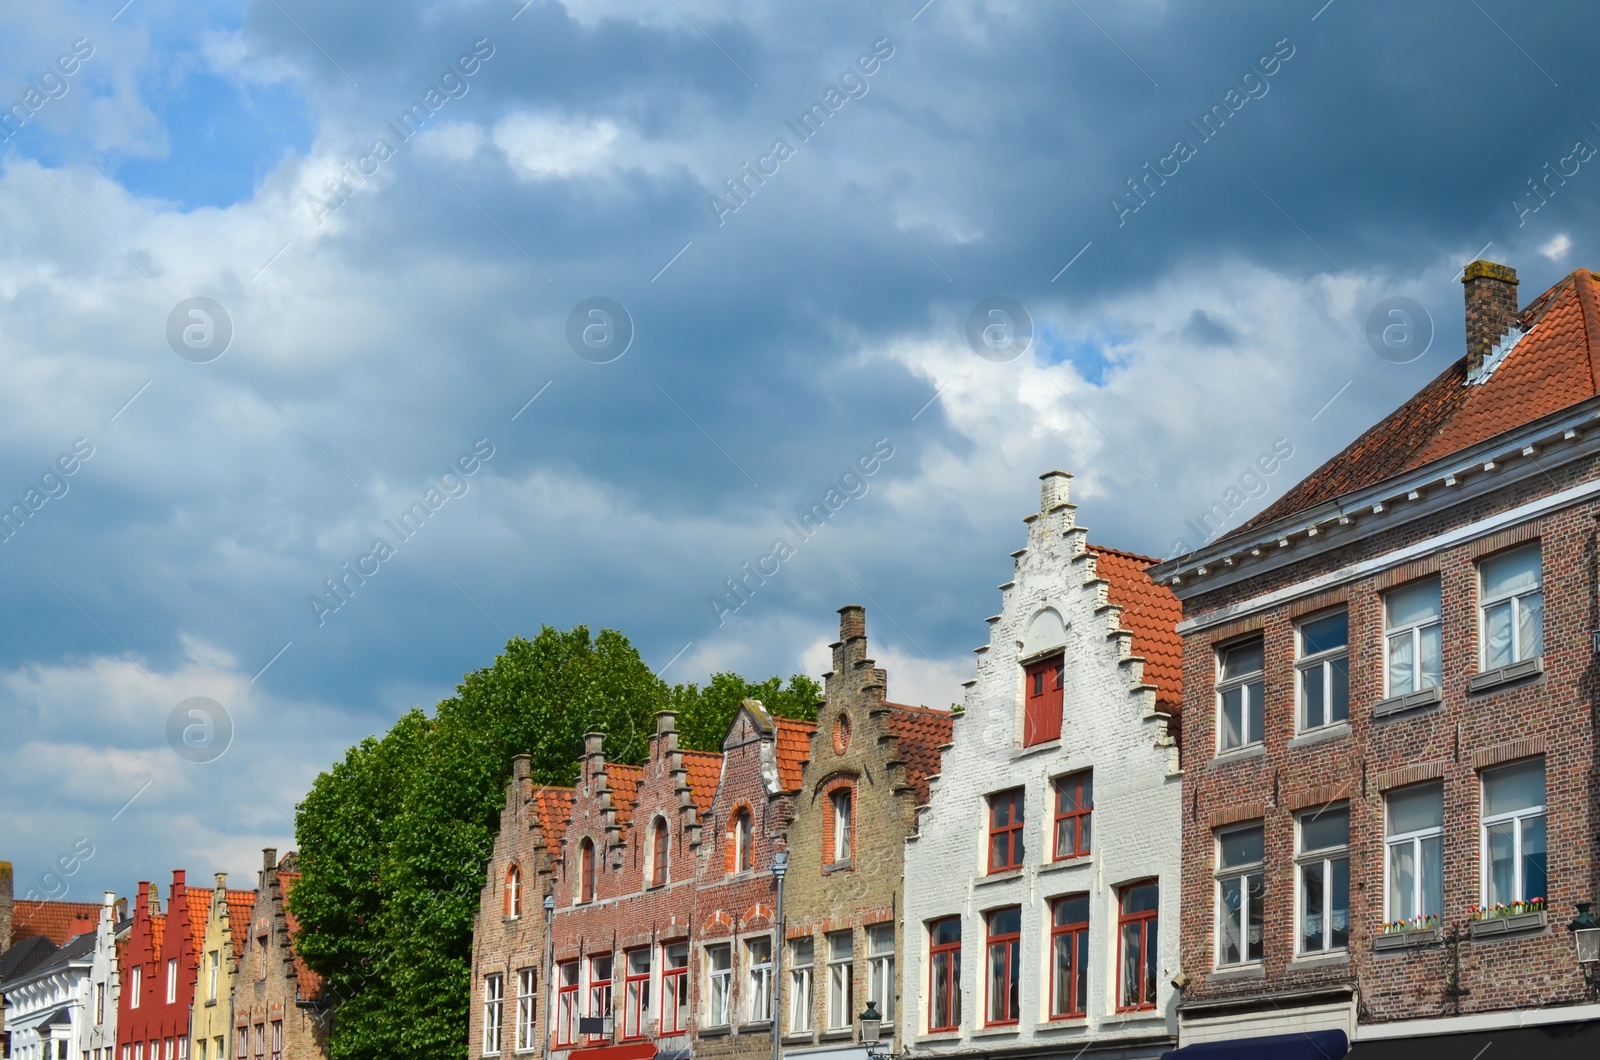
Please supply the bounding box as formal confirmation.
[166,959,178,1004]
[826,931,853,1030]
[555,962,579,1046]
[1385,783,1444,923]
[866,925,894,1022]
[234,1029,244,1060]
[650,819,668,888]
[1053,771,1092,860]
[1481,546,1543,669]
[1482,758,1547,905]
[788,938,814,1034]
[746,937,773,1023]
[1049,895,1089,1019]
[1118,881,1159,1011]
[587,954,613,1042]
[660,943,689,1036]
[135,1043,144,1060]
[504,863,522,919]
[1216,825,1264,966]
[730,809,753,874]
[130,966,140,1008]
[208,950,219,1001]
[256,936,267,980]
[1297,612,1349,731]
[827,788,854,866]
[927,919,961,1033]
[269,1023,280,1060]
[483,974,504,1056]
[1297,807,1349,954]
[623,949,650,1040]
[253,1027,263,1060]
[1386,579,1442,696]
[96,983,104,1023]
[167,1040,175,1060]
[987,789,1025,873]
[1023,653,1064,746]
[198,1045,206,1060]
[1216,638,1265,751]
[984,907,1020,1026]
[706,944,732,1027]
[577,840,596,904]
[516,968,537,1053]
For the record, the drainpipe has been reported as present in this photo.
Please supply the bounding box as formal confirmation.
[542,893,555,1060]
[771,851,788,1060]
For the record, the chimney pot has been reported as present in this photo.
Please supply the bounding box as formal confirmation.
[1462,260,1519,374]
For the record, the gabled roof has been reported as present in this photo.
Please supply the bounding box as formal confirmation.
[183,886,210,957]
[0,935,58,981]
[679,750,723,816]
[533,786,575,848]
[1236,267,1600,536]
[773,718,816,792]
[21,930,97,981]
[883,704,954,804]
[11,900,103,946]
[225,890,255,959]
[605,764,644,827]
[1088,545,1184,717]
[149,910,166,962]
[276,872,325,1002]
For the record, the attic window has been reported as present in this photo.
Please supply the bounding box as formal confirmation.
[1468,325,1526,385]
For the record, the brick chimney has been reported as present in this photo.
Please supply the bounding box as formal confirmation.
[1462,260,1519,374]
[0,860,13,951]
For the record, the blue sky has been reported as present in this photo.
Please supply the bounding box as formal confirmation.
[2,0,1597,903]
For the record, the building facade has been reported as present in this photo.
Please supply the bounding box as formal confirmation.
[83,892,127,1060]
[235,851,330,1060]
[900,473,1184,1060]
[188,875,252,1060]
[4,929,95,1060]
[1151,261,1600,1057]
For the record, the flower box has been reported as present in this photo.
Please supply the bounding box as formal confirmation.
[1373,927,1440,952]
[1467,910,1546,939]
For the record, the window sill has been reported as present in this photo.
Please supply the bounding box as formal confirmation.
[1373,685,1441,720]
[976,868,1024,886]
[738,1022,773,1034]
[915,1030,963,1043]
[1208,744,1266,768]
[782,1033,816,1045]
[1102,1010,1162,1025]
[1467,656,1545,695]
[1208,963,1266,980]
[1287,721,1351,749]
[972,1025,1020,1038]
[698,1026,732,1039]
[1289,949,1350,968]
[1038,856,1092,876]
[1036,1017,1088,1031]
[819,1029,855,1042]
[823,860,854,875]
[1012,739,1060,761]
[1373,928,1441,953]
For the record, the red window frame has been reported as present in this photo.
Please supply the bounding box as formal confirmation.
[1116,880,1159,1012]
[1049,895,1089,1019]
[622,949,650,1041]
[555,962,579,1046]
[651,820,668,887]
[984,907,1021,1026]
[1023,653,1064,746]
[587,954,613,1043]
[927,918,961,1032]
[579,840,596,904]
[1052,772,1092,861]
[504,863,521,918]
[987,789,1025,873]
[659,943,689,1036]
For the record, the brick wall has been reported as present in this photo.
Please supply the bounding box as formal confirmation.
[235,852,330,1060]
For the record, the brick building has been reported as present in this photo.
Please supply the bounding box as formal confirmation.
[234,851,330,1060]
[782,607,952,1060]
[117,872,205,1060]
[900,474,1183,1060]
[1150,261,1600,1057]
[187,875,253,1060]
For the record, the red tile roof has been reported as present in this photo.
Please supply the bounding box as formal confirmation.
[605,764,644,827]
[679,750,723,816]
[225,890,256,960]
[276,873,325,1002]
[183,886,210,958]
[533,786,575,850]
[773,718,816,792]
[11,900,102,946]
[1239,267,1600,535]
[1089,545,1184,717]
[883,704,954,804]
[149,910,166,961]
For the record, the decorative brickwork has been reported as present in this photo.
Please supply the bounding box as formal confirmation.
[235,851,330,1060]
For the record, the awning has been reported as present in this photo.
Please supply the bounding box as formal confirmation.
[566,1044,657,1060]
[1162,1029,1348,1059]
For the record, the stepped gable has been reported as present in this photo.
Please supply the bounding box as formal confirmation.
[275,872,325,1001]
[1087,544,1184,717]
[882,703,954,804]
[1235,266,1600,537]
[11,900,102,946]
[678,749,723,815]
[773,717,816,792]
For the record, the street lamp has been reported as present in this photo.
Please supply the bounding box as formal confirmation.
[1569,903,1600,994]
[859,1001,910,1060]
[773,851,788,1060]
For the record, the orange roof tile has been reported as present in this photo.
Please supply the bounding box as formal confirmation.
[1089,545,1184,717]
[606,763,644,827]
[679,750,723,816]
[533,786,575,850]
[183,886,210,958]
[149,910,166,961]
[276,873,325,1002]
[10,900,102,945]
[225,890,256,960]
[773,718,816,792]
[1239,268,1600,535]
[883,704,953,804]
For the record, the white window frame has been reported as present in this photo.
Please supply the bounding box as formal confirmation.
[1479,545,1543,670]
[515,967,536,1053]
[482,973,503,1056]
[1215,639,1265,753]
[788,938,814,1034]
[1480,759,1547,905]
[866,925,894,1022]
[1384,783,1444,923]
[706,944,733,1027]
[745,937,773,1023]
[1214,823,1265,967]
[1294,807,1350,955]
[208,950,219,1002]
[1384,579,1442,697]
[166,959,178,1004]
[1295,611,1349,732]
[130,966,140,1009]
[825,931,853,1030]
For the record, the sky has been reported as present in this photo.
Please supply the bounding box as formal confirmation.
[2,0,1597,906]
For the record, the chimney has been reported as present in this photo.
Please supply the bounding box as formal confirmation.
[584,732,605,793]
[1462,260,1519,374]
[214,873,227,892]
[0,860,12,951]
[838,604,866,642]
[1040,470,1072,512]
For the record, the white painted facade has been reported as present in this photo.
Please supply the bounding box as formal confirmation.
[5,935,91,1060]
[84,894,124,1060]
[900,472,1182,1059]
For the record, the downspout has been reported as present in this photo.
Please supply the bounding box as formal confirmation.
[542,893,555,1060]
[771,851,788,1060]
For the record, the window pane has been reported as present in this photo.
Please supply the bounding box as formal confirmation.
[1246,873,1264,961]
[1485,600,1513,670]
[1482,547,1540,598]
[1052,933,1073,1014]
[1387,580,1441,628]
[1302,665,1325,729]
[1520,592,1544,659]
[1221,687,1244,749]
[1301,861,1324,952]
[1487,821,1515,905]
[987,944,1005,1020]
[932,919,959,947]
[1121,881,1159,914]
[1387,784,1443,834]
[1523,815,1547,901]
[828,933,852,961]
[1389,841,1416,921]
[1075,931,1089,1013]
[1420,624,1442,689]
[1421,835,1443,916]
[1484,759,1544,815]
[1119,922,1141,1006]
[1328,657,1349,724]
[1387,631,1415,696]
[1054,896,1089,926]
[1246,682,1263,743]
[932,956,950,1029]
[1219,877,1244,964]
[1301,808,1349,852]
[1221,640,1264,680]
[1220,826,1263,868]
[1300,613,1348,655]
[1330,857,1350,948]
[989,907,1020,935]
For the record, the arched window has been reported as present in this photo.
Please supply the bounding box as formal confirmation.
[730,808,753,874]
[651,818,669,887]
[578,839,596,904]
[503,863,522,918]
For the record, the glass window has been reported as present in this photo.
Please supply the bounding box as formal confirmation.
[578,840,596,904]
[927,919,960,1032]
[1117,881,1159,1011]
[1216,824,1264,966]
[587,954,612,1042]
[1297,807,1349,953]
[788,937,814,1034]
[731,810,753,874]
[706,945,732,1027]
[504,863,521,919]
[746,937,773,1023]
[866,925,894,1022]
[826,932,853,1030]
[1049,895,1089,1020]
[1386,580,1442,696]
[482,974,503,1055]
[988,789,1025,872]
[651,820,668,888]
[1217,639,1265,751]
[984,907,1020,1026]
[555,961,579,1046]
[1386,783,1444,924]
[166,959,178,1004]
[1482,759,1546,906]
[660,943,689,1037]
[1053,771,1092,860]
[829,789,853,865]
[1481,546,1543,669]
[623,949,650,1040]
[1297,612,1349,731]
[516,968,537,1052]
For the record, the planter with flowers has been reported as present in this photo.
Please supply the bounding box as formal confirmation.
[1466,898,1546,939]
[1373,914,1441,951]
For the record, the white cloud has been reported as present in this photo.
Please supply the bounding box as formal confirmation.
[491,112,621,180]
[1540,233,1572,261]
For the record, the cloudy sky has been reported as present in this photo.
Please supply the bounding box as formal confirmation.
[3,0,1596,903]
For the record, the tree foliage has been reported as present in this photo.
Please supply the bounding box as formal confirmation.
[291,625,820,1060]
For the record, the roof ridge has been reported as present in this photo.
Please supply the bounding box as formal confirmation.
[1086,542,1160,564]
[885,701,949,715]
[1570,267,1600,392]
